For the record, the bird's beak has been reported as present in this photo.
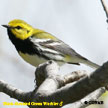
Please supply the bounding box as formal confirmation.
[2,25,10,29]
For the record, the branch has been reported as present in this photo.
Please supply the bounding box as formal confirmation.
[70,87,105,108]
[45,61,108,105]
[0,60,108,108]
[101,0,108,22]
[0,80,31,102]
[35,62,87,87]
[63,70,87,84]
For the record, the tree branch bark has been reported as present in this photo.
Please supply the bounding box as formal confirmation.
[0,80,32,102]
[101,0,108,22]
[70,87,105,108]
[0,60,108,108]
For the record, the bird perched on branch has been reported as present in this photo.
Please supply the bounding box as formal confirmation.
[2,19,99,69]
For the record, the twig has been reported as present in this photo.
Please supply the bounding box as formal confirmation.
[0,80,31,102]
[101,0,108,22]
[63,70,87,84]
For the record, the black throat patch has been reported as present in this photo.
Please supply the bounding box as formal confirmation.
[7,29,40,55]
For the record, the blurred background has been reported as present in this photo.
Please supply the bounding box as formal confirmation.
[0,0,108,108]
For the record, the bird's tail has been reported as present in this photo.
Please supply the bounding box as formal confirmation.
[80,59,100,69]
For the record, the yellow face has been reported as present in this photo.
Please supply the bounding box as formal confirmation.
[8,19,34,40]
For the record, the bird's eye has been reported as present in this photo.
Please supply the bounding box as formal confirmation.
[16,26,22,30]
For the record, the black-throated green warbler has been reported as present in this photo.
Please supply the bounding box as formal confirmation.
[2,19,99,68]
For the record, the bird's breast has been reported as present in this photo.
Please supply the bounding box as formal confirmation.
[19,52,47,67]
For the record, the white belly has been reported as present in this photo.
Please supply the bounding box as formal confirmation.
[19,52,47,67]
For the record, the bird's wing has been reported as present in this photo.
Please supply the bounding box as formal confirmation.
[31,32,87,64]
[40,39,87,62]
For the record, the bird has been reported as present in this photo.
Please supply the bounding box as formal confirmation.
[2,19,99,69]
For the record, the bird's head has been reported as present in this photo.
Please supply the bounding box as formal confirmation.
[2,19,34,40]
